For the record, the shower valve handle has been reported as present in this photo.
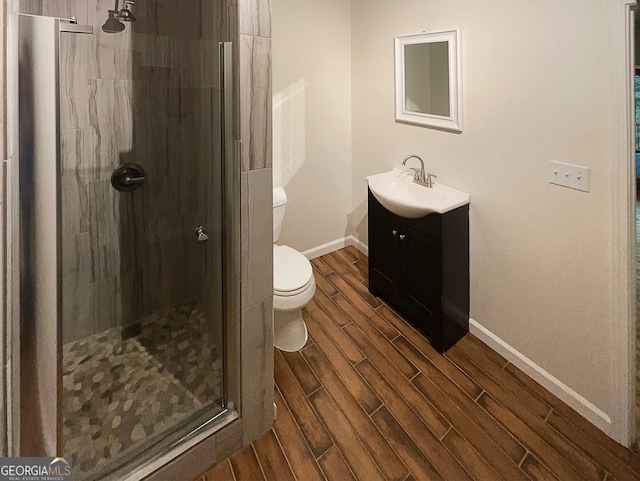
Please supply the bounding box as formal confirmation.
[123,175,145,185]
[111,163,145,192]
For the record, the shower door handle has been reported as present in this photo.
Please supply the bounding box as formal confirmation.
[195,226,209,242]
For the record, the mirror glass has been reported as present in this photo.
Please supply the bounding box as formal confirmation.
[395,30,461,132]
[404,42,450,116]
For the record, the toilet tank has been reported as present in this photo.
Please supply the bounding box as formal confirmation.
[273,187,287,242]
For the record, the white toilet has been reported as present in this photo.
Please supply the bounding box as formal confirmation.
[273,187,316,352]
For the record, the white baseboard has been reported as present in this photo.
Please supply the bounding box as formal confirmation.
[302,235,368,259]
[349,236,368,256]
[469,319,613,437]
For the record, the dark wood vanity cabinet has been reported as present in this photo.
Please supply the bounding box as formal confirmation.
[368,189,469,353]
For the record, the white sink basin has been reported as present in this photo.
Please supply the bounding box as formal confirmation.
[366,169,470,218]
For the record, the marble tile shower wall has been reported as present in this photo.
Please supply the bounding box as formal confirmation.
[238,0,274,446]
[20,0,226,343]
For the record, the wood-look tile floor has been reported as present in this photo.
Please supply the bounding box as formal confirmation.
[199,246,640,481]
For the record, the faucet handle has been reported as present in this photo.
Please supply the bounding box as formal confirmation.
[426,172,437,187]
[409,168,421,180]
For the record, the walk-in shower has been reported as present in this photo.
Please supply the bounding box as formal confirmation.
[17,1,237,478]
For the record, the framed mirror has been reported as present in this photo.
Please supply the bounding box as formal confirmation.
[395,30,462,132]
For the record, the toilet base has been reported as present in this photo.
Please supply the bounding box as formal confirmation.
[274,308,308,352]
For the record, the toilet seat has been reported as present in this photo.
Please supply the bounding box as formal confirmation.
[274,245,313,296]
[275,278,314,297]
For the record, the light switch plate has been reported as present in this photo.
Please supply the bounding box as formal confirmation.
[548,160,590,192]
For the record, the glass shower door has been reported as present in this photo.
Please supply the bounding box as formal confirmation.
[57,4,226,479]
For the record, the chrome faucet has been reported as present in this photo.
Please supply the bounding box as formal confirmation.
[402,154,437,188]
[402,154,426,182]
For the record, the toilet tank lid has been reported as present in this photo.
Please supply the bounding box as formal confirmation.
[273,187,287,208]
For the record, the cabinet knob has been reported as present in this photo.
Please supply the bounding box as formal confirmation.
[392,230,398,236]
[399,234,406,240]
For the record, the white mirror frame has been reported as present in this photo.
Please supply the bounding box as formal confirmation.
[395,29,462,133]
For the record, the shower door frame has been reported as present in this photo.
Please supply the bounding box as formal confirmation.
[16,13,66,456]
[5,0,21,456]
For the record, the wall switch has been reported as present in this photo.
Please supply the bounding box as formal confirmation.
[548,160,590,192]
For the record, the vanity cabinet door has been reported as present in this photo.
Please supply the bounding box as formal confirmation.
[368,191,401,293]
[400,223,441,316]
[369,193,401,304]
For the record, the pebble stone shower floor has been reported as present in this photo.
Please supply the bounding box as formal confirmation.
[62,300,223,476]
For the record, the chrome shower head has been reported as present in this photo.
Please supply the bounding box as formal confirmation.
[117,0,136,22]
[102,10,126,33]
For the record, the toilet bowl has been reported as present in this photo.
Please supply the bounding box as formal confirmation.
[273,188,316,352]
